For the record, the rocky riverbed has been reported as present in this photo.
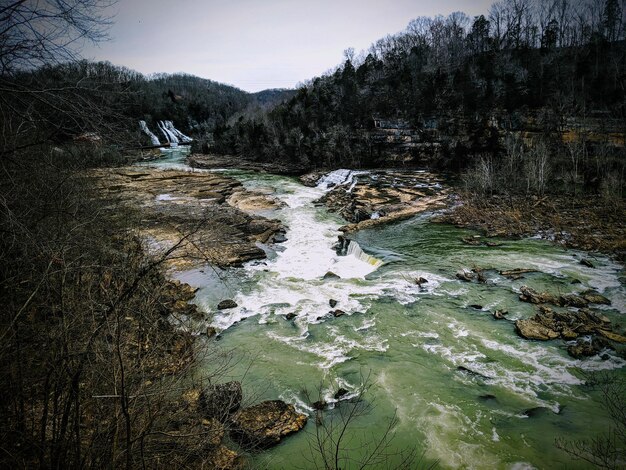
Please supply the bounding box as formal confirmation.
[300,169,451,232]
[89,168,286,270]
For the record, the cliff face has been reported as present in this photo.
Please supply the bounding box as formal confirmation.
[361,112,625,169]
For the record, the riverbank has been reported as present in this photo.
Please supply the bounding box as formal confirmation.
[438,192,626,262]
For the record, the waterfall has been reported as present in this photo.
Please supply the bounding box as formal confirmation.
[158,121,178,145]
[316,169,369,191]
[343,239,383,267]
[163,120,193,143]
[139,121,161,146]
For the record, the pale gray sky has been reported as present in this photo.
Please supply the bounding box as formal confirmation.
[84,0,493,92]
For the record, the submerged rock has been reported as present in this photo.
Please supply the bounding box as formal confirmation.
[217,299,238,310]
[580,258,595,268]
[523,407,554,418]
[229,400,307,449]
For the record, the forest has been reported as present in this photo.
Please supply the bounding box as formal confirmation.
[212,0,625,197]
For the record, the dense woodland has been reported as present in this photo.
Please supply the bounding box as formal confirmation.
[213,0,626,196]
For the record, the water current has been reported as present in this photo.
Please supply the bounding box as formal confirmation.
[144,154,626,469]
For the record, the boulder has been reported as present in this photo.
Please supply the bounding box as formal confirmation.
[206,326,217,338]
[323,271,340,280]
[519,286,559,305]
[334,388,349,400]
[582,290,611,305]
[312,400,327,410]
[285,312,297,320]
[567,340,597,359]
[515,318,559,341]
[329,299,338,308]
[493,309,508,320]
[331,309,346,318]
[207,444,243,470]
[559,294,589,308]
[201,381,243,420]
[456,270,475,282]
[597,329,626,343]
[229,400,307,449]
[580,258,595,268]
[217,299,238,310]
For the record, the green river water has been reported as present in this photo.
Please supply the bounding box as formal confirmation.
[146,154,626,469]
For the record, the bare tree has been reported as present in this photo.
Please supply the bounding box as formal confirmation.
[0,0,115,74]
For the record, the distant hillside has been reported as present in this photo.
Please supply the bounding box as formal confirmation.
[251,89,297,107]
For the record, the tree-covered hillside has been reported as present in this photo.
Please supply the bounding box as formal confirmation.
[213,0,625,184]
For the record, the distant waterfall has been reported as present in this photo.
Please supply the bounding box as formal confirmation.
[139,121,161,146]
[337,237,383,267]
[158,121,178,145]
[163,120,193,143]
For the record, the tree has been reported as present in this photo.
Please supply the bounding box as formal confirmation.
[0,0,114,74]
[0,1,122,154]
[603,0,622,42]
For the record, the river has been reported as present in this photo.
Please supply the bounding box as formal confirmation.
[145,153,626,469]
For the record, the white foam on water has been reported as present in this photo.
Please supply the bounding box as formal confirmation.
[315,169,369,191]
[267,329,388,370]
[421,401,500,469]
[508,463,538,470]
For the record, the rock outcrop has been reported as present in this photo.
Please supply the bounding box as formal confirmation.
[315,170,449,232]
[514,306,626,348]
[89,168,285,269]
[229,400,307,449]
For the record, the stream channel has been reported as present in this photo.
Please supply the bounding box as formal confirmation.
[145,153,626,469]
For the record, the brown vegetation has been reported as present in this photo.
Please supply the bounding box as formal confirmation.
[439,192,626,260]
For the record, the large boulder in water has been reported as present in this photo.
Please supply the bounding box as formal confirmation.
[515,318,559,341]
[217,299,238,310]
[229,400,307,449]
[518,286,559,305]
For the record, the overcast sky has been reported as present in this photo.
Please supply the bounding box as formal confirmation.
[83,0,493,92]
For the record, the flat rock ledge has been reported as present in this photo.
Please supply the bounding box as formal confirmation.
[89,168,285,270]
